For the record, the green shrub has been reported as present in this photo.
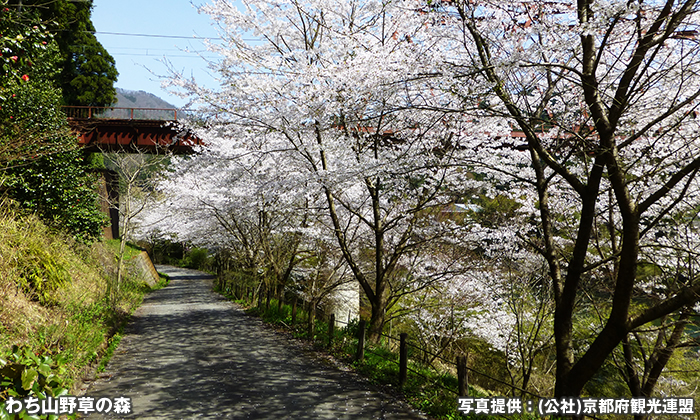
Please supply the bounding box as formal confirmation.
[181,247,209,270]
[0,345,77,420]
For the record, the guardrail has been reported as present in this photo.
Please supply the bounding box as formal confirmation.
[62,106,181,121]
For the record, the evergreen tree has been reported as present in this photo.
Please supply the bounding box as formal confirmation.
[1,1,108,241]
[7,0,118,106]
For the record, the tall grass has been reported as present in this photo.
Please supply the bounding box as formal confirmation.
[0,200,158,403]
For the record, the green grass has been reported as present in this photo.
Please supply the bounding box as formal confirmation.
[153,272,170,289]
[97,330,124,373]
[104,238,144,261]
[0,201,164,411]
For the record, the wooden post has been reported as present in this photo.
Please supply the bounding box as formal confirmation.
[291,296,298,324]
[457,355,469,397]
[399,333,408,388]
[356,320,366,362]
[328,313,335,347]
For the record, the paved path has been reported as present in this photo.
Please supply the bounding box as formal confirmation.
[87,265,426,419]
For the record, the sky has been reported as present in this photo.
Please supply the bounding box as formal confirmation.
[91,0,224,108]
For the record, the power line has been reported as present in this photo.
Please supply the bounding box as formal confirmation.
[106,46,209,52]
[91,31,260,43]
[52,29,260,42]
[110,52,219,58]
[104,46,217,56]
[92,30,223,40]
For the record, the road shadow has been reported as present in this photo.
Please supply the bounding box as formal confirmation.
[86,265,426,420]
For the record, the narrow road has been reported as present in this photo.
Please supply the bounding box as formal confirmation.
[86,266,426,419]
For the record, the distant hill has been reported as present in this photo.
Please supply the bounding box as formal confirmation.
[103,88,178,119]
[115,88,177,109]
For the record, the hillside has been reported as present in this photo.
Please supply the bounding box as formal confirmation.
[0,202,163,403]
[115,88,177,109]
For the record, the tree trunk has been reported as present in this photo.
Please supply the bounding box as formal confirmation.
[307,300,316,338]
[367,296,388,343]
[257,283,264,308]
[277,284,284,313]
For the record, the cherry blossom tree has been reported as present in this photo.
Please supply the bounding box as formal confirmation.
[161,0,473,343]
[136,0,700,397]
[103,151,168,306]
[427,0,700,398]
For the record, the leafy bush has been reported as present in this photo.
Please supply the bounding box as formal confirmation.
[0,202,161,420]
[0,80,73,166]
[4,151,108,243]
[0,345,76,420]
[1,79,107,243]
[181,247,209,270]
[0,346,69,400]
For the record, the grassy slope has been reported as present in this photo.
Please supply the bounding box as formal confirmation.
[0,203,157,398]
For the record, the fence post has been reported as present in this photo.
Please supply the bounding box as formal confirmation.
[457,354,469,397]
[328,313,335,347]
[356,320,366,362]
[399,333,408,388]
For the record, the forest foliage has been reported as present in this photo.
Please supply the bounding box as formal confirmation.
[137,0,700,406]
[1,0,110,242]
[0,2,155,418]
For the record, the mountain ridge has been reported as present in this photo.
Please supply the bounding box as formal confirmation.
[115,88,177,109]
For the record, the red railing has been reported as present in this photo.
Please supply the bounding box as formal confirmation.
[62,106,181,121]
